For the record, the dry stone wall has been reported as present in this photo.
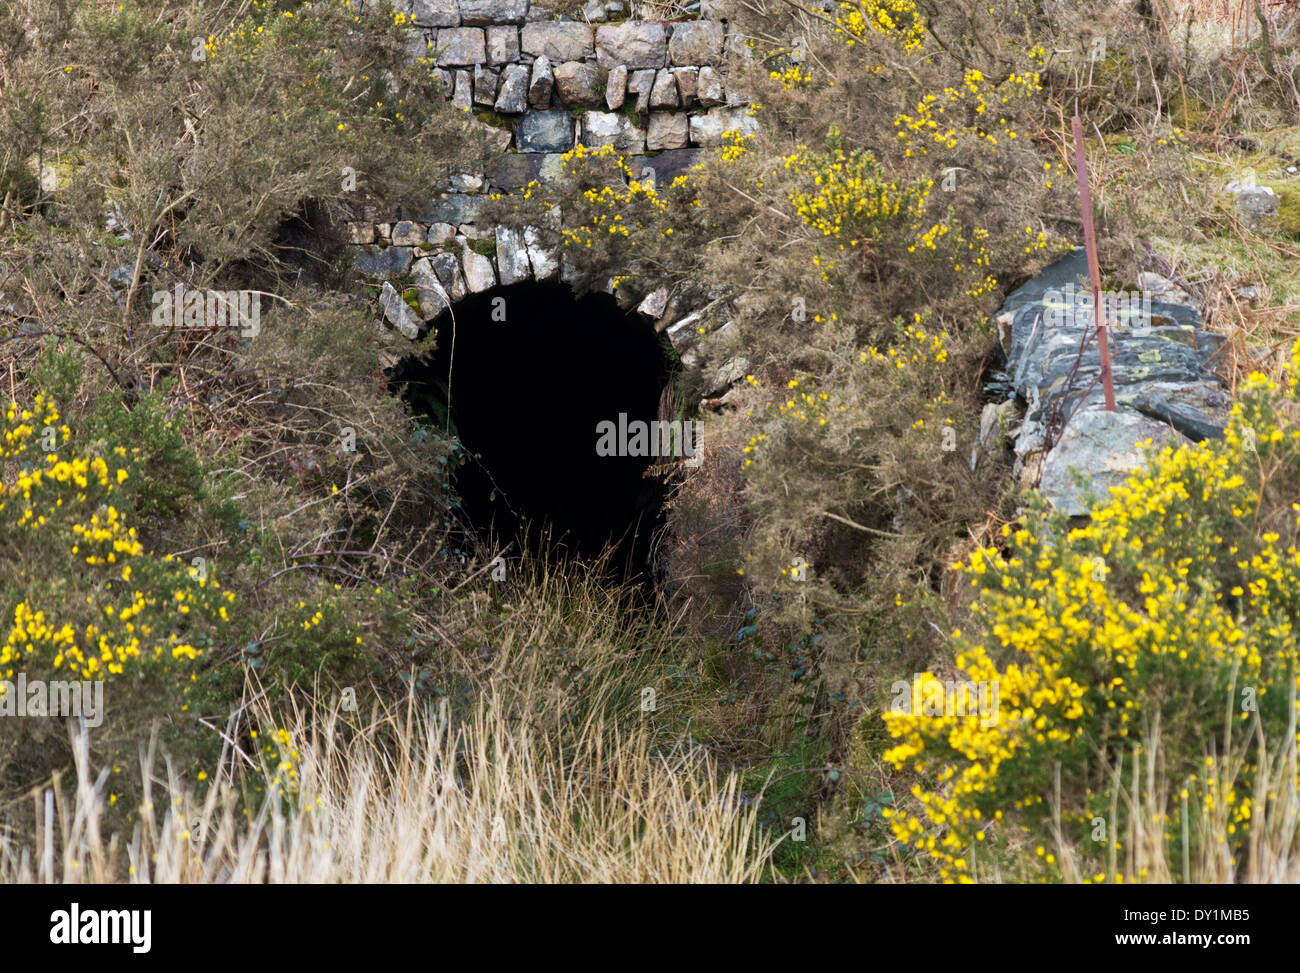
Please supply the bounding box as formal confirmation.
[349,1,753,351]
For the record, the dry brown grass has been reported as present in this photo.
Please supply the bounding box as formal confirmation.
[0,687,776,883]
[1045,691,1300,885]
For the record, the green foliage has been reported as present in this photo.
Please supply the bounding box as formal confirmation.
[86,390,205,525]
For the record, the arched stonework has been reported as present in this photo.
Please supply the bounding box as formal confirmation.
[349,2,752,364]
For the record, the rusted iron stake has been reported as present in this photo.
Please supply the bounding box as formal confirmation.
[1071,114,1116,413]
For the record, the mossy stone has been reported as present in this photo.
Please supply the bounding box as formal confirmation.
[1276,184,1300,236]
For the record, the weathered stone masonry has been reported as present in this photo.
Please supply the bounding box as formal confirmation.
[349,1,754,357]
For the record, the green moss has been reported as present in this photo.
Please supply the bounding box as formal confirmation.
[1168,89,1210,130]
[1089,48,1137,90]
[467,237,496,258]
[1276,184,1300,236]
[475,109,518,131]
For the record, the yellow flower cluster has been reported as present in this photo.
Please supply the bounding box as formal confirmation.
[894,68,1043,157]
[832,0,926,53]
[776,377,831,426]
[1,395,232,683]
[785,136,931,251]
[882,366,1300,881]
[769,64,815,89]
[861,320,949,369]
[555,144,692,250]
[262,726,302,793]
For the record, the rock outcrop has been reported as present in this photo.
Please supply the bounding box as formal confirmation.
[989,248,1230,515]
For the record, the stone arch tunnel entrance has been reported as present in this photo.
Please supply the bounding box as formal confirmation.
[393,280,677,583]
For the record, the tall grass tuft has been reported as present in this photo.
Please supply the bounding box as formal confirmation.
[1,686,776,883]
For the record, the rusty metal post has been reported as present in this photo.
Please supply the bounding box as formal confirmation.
[1072,114,1116,413]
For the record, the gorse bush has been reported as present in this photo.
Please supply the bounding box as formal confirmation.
[0,390,230,795]
[737,315,981,602]
[882,359,1300,883]
[1,391,228,684]
[0,0,475,286]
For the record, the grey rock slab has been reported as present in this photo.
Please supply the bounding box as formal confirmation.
[420,193,483,225]
[668,21,724,65]
[581,111,645,153]
[516,109,574,152]
[697,65,725,106]
[1000,251,1226,440]
[637,287,669,319]
[495,62,530,113]
[411,258,453,318]
[427,251,468,301]
[407,30,436,61]
[486,25,520,65]
[524,223,559,280]
[647,111,688,150]
[554,60,604,108]
[436,27,486,66]
[1232,184,1278,226]
[407,0,461,27]
[649,69,679,108]
[1038,409,1186,517]
[380,281,424,339]
[449,170,485,192]
[495,225,532,284]
[672,66,698,106]
[427,223,458,245]
[390,220,425,246]
[353,245,414,278]
[689,105,758,146]
[473,65,499,105]
[665,310,703,348]
[528,54,554,108]
[521,22,595,62]
[627,68,655,113]
[595,22,666,69]
[452,68,473,109]
[461,244,497,292]
[459,0,528,25]
[605,64,628,110]
[629,148,702,187]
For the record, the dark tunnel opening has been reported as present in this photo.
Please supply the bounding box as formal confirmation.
[391,279,678,585]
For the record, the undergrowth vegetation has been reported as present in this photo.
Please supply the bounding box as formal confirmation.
[1,0,1299,882]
